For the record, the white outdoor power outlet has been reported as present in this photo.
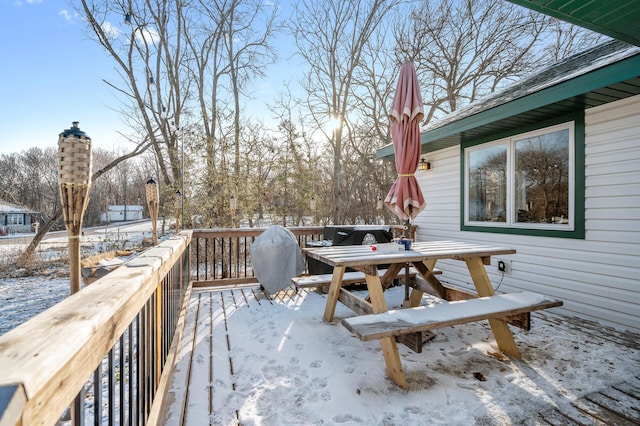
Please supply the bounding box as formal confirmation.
[495,258,512,274]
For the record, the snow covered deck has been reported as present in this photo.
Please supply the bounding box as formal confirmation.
[162,285,640,425]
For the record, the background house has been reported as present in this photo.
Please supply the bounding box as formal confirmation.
[100,205,145,223]
[0,201,39,234]
[379,39,640,333]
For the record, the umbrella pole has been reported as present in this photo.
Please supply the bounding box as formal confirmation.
[403,219,411,239]
[404,262,410,304]
[403,219,412,306]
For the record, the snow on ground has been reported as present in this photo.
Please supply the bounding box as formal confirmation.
[0,276,69,335]
[0,220,162,336]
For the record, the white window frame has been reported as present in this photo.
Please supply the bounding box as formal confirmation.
[6,213,24,226]
[464,121,575,231]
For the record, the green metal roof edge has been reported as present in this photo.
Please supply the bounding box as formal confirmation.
[505,0,640,46]
[376,143,394,159]
[377,52,640,159]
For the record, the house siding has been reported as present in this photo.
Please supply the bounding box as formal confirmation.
[414,94,640,333]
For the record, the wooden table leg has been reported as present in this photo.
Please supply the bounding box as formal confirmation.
[408,259,440,307]
[465,257,521,358]
[379,263,404,291]
[363,265,408,389]
[323,266,345,323]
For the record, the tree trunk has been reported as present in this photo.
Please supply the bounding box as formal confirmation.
[18,208,62,266]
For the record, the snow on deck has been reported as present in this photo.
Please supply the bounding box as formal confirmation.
[164,285,639,425]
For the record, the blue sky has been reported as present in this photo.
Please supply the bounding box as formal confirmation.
[0,0,296,156]
[0,0,128,155]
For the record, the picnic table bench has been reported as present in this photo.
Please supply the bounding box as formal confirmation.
[342,291,563,341]
[291,268,441,290]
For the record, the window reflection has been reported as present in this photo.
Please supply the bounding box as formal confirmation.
[469,144,507,222]
[515,129,569,224]
[464,122,574,232]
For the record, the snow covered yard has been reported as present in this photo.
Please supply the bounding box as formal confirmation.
[0,220,159,336]
[166,285,640,425]
[0,275,70,336]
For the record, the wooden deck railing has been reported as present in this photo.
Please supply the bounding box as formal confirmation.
[0,225,408,425]
[191,226,325,287]
[190,225,409,288]
[0,232,191,426]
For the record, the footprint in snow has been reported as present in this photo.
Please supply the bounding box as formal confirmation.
[333,414,364,423]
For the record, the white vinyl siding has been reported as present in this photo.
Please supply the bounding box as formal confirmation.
[414,94,640,333]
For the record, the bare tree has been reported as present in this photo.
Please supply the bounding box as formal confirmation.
[291,0,401,224]
[395,0,605,123]
[0,148,59,223]
[541,18,607,62]
[188,0,277,225]
[344,17,399,224]
[395,0,546,122]
[267,84,322,224]
[76,0,278,227]
[78,0,188,189]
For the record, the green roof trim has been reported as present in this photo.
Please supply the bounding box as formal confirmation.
[377,41,640,160]
[506,0,640,47]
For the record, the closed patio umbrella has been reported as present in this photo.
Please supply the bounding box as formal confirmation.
[384,61,425,226]
[384,62,425,306]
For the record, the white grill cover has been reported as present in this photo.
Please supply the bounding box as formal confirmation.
[250,225,305,294]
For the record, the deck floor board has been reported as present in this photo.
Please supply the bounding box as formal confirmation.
[163,286,640,425]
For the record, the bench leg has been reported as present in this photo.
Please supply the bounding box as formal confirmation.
[323,266,345,323]
[465,257,521,358]
[363,266,408,389]
[380,337,407,389]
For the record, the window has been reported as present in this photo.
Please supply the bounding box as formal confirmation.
[463,118,583,238]
[6,213,24,226]
[514,128,570,226]
[468,143,507,223]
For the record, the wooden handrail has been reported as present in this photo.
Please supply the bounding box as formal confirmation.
[0,232,192,426]
[191,225,325,239]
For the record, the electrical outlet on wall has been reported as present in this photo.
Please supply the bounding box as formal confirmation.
[495,258,512,274]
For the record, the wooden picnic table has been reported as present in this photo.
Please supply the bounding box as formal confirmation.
[303,240,562,389]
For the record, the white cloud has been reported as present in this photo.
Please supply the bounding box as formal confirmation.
[98,21,160,44]
[58,9,74,22]
[101,21,122,39]
[135,26,161,44]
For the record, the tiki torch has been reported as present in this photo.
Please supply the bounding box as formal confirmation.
[145,178,159,245]
[58,122,92,294]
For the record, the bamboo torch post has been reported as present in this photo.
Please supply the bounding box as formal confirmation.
[145,178,159,245]
[57,122,92,295]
